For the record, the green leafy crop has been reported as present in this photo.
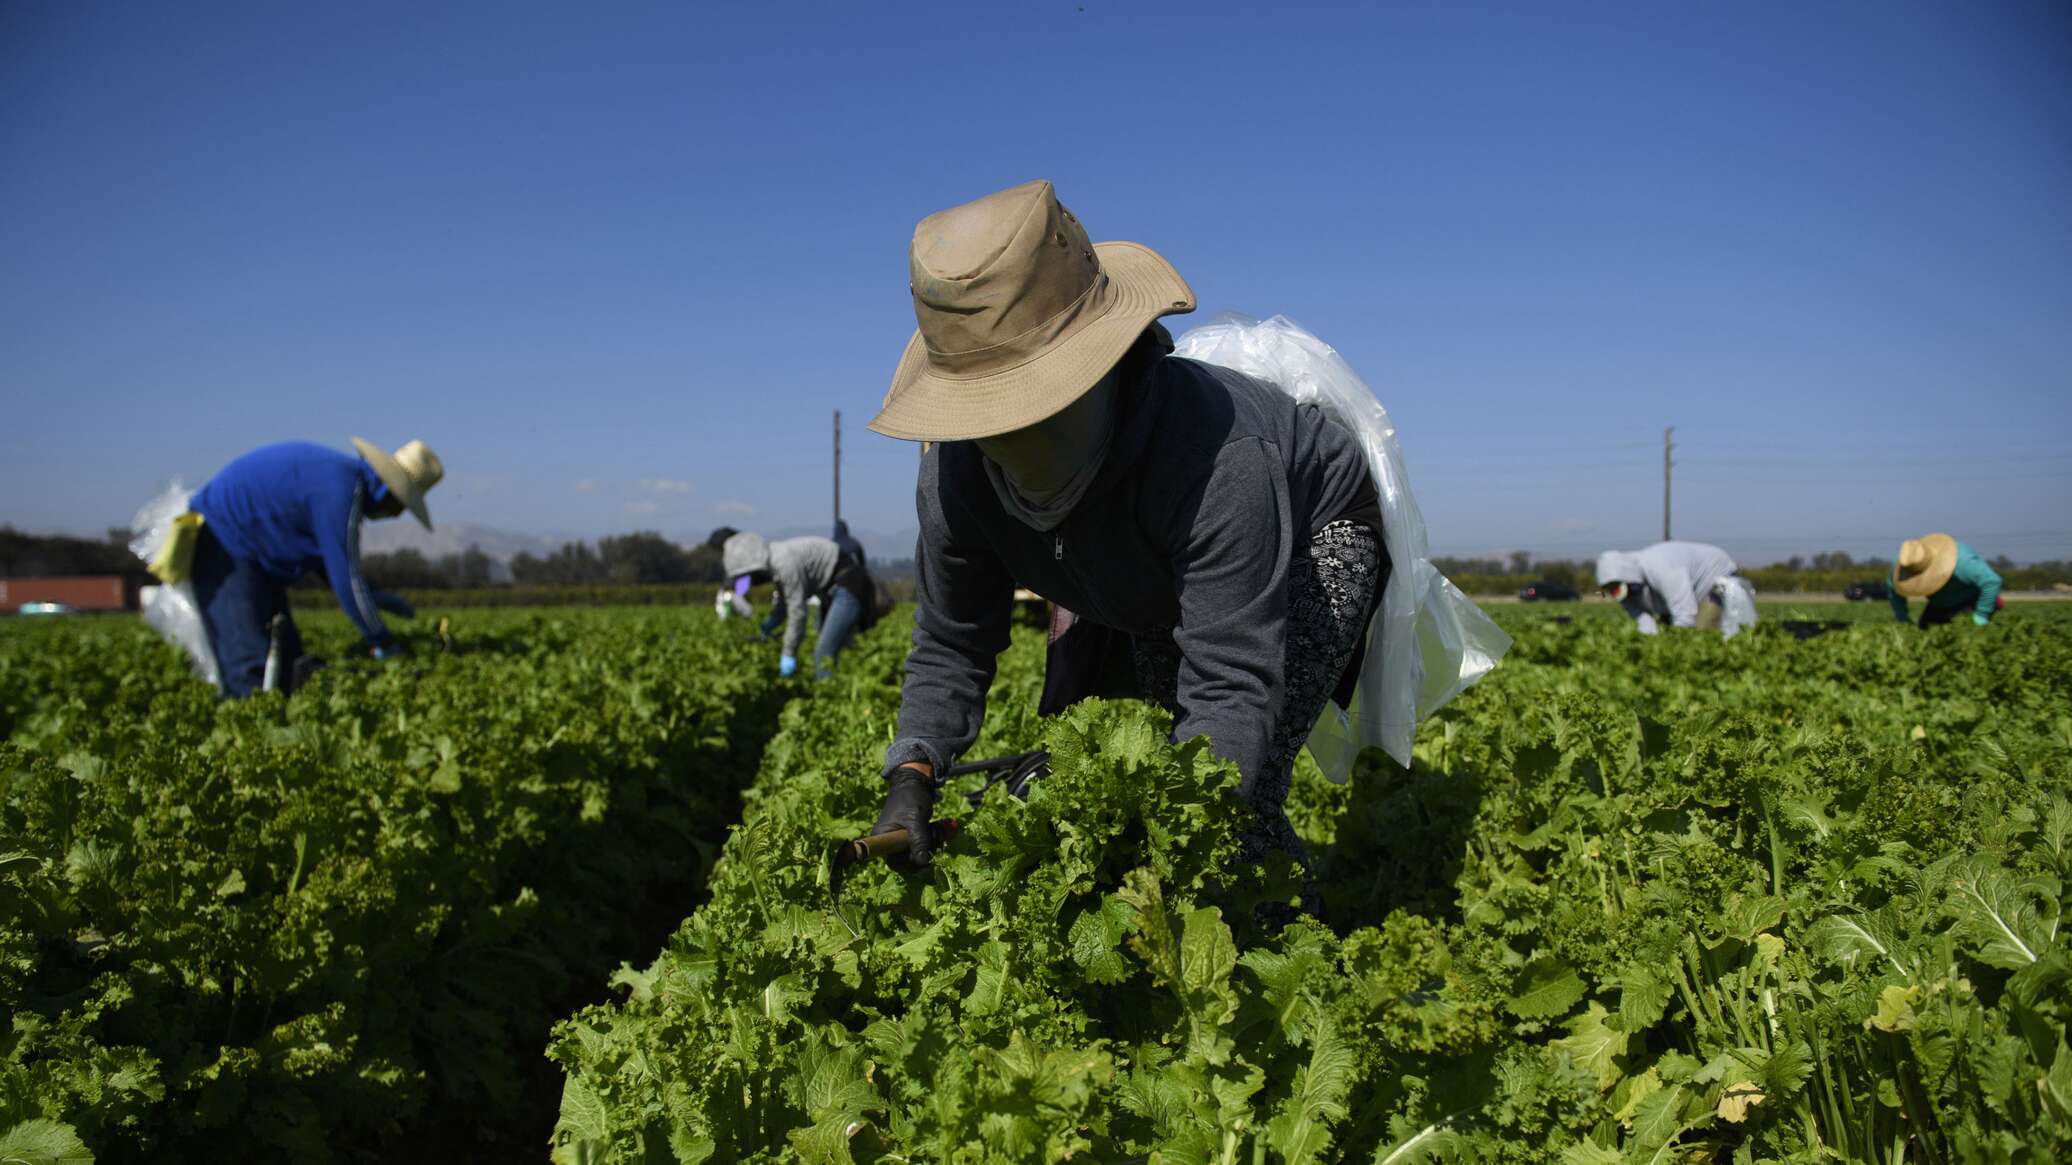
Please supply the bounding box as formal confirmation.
[7,599,2070,1163]
[554,604,2072,1164]
[1,608,798,1161]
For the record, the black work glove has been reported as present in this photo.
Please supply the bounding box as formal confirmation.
[872,766,939,870]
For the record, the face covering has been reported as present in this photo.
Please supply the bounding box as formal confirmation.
[976,371,1119,532]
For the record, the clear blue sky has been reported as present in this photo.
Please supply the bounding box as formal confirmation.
[4,1,2068,564]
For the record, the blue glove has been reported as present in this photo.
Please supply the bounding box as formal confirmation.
[779,654,798,677]
[1972,613,1990,626]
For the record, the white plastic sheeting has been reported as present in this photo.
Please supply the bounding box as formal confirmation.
[1719,576,1759,640]
[129,482,221,689]
[1173,314,1510,776]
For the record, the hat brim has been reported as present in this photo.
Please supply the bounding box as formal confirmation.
[352,438,433,531]
[869,241,1195,442]
[1891,533,1956,598]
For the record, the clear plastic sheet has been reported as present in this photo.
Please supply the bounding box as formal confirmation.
[1173,314,1510,775]
[1719,576,1759,639]
[130,483,221,689]
[128,481,190,569]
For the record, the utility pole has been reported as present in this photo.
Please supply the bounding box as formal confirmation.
[1662,425,1674,542]
[832,409,842,528]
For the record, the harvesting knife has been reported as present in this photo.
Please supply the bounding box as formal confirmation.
[828,749,1050,869]
[830,817,962,869]
[825,750,1052,932]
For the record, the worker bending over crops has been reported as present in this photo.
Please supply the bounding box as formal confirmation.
[188,439,442,696]
[1594,540,1757,637]
[1888,533,2002,627]
[710,527,873,677]
[865,180,1387,872]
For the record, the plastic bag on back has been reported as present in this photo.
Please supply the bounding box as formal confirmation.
[1719,576,1758,640]
[130,482,221,689]
[129,481,192,569]
[1172,314,1510,775]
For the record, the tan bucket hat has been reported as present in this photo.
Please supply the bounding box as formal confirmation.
[870,180,1195,442]
[352,438,444,530]
[1892,532,1957,598]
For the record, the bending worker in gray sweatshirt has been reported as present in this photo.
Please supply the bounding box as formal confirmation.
[712,528,866,677]
[1594,540,1753,635]
[863,180,1387,876]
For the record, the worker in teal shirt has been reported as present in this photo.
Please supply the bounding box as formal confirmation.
[1889,533,2003,627]
[189,438,443,694]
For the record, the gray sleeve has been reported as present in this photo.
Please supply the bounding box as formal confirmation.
[885,470,1015,777]
[1647,560,1699,627]
[776,559,814,658]
[1166,437,1293,782]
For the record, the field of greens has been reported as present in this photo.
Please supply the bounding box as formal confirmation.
[4,601,2070,1163]
[1,609,794,1162]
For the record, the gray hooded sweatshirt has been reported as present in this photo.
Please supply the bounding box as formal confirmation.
[1595,541,1738,634]
[722,532,843,658]
[885,353,1380,784]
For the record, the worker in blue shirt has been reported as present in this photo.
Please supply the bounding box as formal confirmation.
[1889,533,2003,627]
[188,438,443,695]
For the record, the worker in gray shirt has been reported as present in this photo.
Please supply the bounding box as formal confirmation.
[712,527,868,677]
[1594,540,1754,635]
[864,180,1387,874]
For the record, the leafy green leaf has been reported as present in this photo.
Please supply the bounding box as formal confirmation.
[0,1121,93,1165]
[548,1079,608,1165]
[1866,985,1920,1033]
[1948,861,2056,970]
[1267,1015,1357,1165]
[1553,1003,1628,1091]
[1508,958,1586,1020]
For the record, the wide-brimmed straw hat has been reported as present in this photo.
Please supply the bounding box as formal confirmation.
[1892,533,1957,598]
[352,438,443,530]
[870,180,1196,442]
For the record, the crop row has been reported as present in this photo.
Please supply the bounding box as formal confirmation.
[2,609,796,1162]
[550,608,2072,1163]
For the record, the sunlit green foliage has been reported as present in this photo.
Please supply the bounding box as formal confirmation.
[1,609,794,1161]
[554,604,2072,1163]
[6,601,2068,1162]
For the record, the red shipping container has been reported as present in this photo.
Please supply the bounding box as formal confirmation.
[0,575,140,613]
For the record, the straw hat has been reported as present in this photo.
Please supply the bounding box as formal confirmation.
[352,438,443,530]
[870,180,1195,442]
[1892,533,1957,598]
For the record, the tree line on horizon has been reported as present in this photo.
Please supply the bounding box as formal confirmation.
[4,526,2068,597]
[368,533,732,589]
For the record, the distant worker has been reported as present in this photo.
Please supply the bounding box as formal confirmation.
[1889,533,2002,627]
[709,526,872,677]
[189,439,443,695]
[1595,540,1757,637]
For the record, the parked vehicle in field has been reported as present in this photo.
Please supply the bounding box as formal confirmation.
[1843,580,1890,601]
[16,601,78,616]
[1518,580,1580,601]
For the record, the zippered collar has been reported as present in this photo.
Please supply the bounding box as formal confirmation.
[1080,353,1165,503]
